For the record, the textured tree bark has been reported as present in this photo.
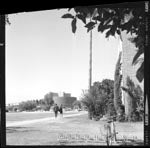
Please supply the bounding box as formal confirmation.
[123,87,137,121]
[114,51,122,113]
[126,93,133,121]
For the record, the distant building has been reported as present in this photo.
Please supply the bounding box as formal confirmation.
[53,92,76,108]
[50,92,58,98]
[58,92,71,97]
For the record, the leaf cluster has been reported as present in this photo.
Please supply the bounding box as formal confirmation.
[81,79,115,116]
[61,6,144,82]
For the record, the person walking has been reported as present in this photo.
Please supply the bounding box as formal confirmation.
[59,104,63,118]
[53,104,59,118]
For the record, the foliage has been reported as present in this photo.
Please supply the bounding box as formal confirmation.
[6,105,18,112]
[18,100,37,111]
[97,79,116,116]
[81,79,116,120]
[114,51,122,113]
[61,6,144,82]
[116,105,125,122]
[43,92,54,110]
[8,92,55,112]
[136,95,144,121]
[38,99,46,105]
[122,76,144,121]
[73,100,81,109]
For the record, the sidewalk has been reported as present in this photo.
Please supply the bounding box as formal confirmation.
[6,111,87,127]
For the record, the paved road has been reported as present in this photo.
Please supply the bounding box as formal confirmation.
[6,111,87,127]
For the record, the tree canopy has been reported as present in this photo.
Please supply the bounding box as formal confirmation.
[81,79,116,117]
[61,6,144,82]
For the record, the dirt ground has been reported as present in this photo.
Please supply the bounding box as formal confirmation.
[6,112,144,146]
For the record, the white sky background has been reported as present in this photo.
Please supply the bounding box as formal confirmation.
[6,8,119,104]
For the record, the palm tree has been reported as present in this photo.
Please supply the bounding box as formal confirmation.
[89,17,92,90]
[87,8,98,90]
[61,7,97,91]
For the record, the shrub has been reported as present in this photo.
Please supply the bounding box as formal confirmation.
[117,114,125,122]
[88,110,93,120]
[122,77,144,122]
[93,115,101,121]
[18,101,36,111]
[107,103,116,117]
[81,79,115,120]
[116,105,125,122]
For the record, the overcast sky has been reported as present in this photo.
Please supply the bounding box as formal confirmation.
[6,8,120,104]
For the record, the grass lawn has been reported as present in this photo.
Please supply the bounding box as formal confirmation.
[6,111,79,122]
[6,111,144,146]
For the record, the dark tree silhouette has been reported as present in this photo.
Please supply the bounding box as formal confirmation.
[61,6,144,82]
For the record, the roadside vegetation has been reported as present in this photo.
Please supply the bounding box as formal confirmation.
[6,92,54,112]
[80,78,143,122]
[61,6,144,123]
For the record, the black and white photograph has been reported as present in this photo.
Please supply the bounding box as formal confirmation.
[1,1,149,146]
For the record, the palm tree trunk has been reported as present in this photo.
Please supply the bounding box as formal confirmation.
[89,29,92,90]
